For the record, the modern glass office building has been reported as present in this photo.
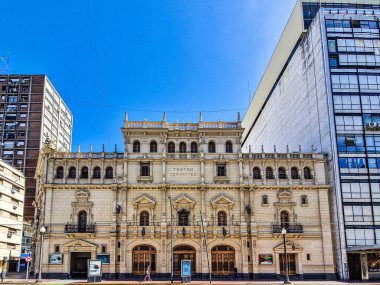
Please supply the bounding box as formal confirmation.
[242,0,380,280]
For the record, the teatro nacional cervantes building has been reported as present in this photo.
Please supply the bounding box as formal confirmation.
[33,113,335,280]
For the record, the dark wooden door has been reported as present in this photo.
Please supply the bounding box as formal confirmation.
[280,253,296,275]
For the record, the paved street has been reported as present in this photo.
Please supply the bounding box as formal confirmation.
[2,279,380,285]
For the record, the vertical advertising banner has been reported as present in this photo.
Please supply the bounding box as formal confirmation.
[181,260,191,277]
[88,260,102,277]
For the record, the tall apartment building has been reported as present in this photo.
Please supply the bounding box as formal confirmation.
[0,159,25,272]
[242,0,380,280]
[0,75,73,221]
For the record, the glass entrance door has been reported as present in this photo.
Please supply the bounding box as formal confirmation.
[279,253,296,275]
[132,245,156,275]
[211,245,235,275]
[173,246,196,275]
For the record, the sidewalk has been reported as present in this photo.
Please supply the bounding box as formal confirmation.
[2,280,380,285]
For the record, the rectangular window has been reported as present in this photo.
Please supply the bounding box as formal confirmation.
[344,205,373,224]
[328,40,336,53]
[329,57,338,67]
[54,245,60,253]
[331,74,358,90]
[19,113,27,118]
[140,163,150,176]
[342,183,370,202]
[307,254,311,261]
[19,123,26,127]
[337,135,365,153]
[335,116,363,131]
[3,141,14,149]
[339,157,366,169]
[217,164,226,176]
[6,105,16,112]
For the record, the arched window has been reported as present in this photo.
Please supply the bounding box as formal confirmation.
[225,141,233,153]
[304,167,312,179]
[168,142,175,153]
[105,166,113,179]
[280,210,290,227]
[133,141,140,153]
[93,166,101,179]
[190,142,198,153]
[178,209,190,226]
[56,166,64,179]
[217,211,227,226]
[179,142,187,153]
[266,167,274,179]
[150,141,157,153]
[278,167,287,179]
[68,166,76,179]
[140,211,149,226]
[208,141,216,153]
[253,167,261,179]
[80,167,89,179]
[291,167,299,179]
[78,210,87,232]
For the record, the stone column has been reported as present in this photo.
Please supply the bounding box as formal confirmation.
[123,159,128,183]
[200,153,205,183]
[162,159,166,183]
[239,156,243,184]
[161,186,167,223]
[239,188,246,224]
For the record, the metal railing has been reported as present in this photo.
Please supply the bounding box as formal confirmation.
[64,224,96,233]
[272,223,303,234]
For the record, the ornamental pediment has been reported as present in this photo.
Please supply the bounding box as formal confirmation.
[173,194,195,209]
[62,239,98,249]
[210,194,235,206]
[277,189,292,200]
[132,194,157,206]
[273,241,302,252]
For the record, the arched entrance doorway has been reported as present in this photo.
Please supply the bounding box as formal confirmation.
[211,245,235,276]
[173,245,196,275]
[132,245,156,275]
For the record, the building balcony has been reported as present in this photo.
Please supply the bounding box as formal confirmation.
[64,224,95,233]
[137,176,153,183]
[214,176,230,183]
[272,223,303,234]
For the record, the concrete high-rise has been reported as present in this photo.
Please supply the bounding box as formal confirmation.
[0,75,72,221]
[242,0,380,281]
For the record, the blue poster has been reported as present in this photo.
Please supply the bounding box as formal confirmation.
[96,254,110,264]
[181,260,191,277]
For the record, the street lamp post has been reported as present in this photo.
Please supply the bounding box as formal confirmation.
[281,227,291,284]
[37,225,46,283]
[168,196,174,283]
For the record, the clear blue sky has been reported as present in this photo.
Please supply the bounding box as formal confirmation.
[0,0,296,152]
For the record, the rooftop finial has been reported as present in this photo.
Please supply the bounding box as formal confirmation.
[124,112,128,122]
[163,112,167,122]
[114,144,117,153]
[77,144,81,153]
[102,144,105,152]
[237,111,241,122]
[90,144,93,152]
[199,112,203,122]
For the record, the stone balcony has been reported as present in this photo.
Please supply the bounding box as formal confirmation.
[64,224,96,234]
[272,223,304,234]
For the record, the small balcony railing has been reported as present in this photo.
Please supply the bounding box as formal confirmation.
[65,224,95,233]
[272,223,303,234]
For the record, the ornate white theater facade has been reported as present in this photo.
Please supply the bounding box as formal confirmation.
[33,114,335,280]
